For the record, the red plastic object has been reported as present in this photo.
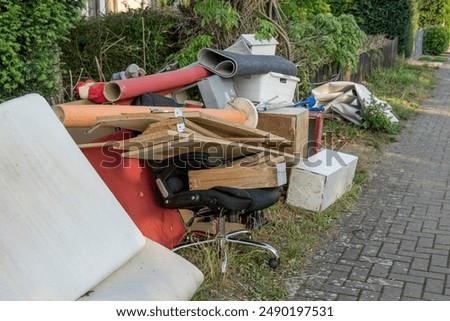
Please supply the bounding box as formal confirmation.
[87,82,107,104]
[308,111,324,156]
[103,66,211,102]
[81,130,186,249]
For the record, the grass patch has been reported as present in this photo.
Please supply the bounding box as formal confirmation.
[418,55,448,63]
[177,57,439,301]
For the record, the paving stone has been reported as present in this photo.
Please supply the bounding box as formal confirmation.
[367,277,403,288]
[411,257,430,271]
[431,254,449,268]
[337,295,358,301]
[370,264,390,278]
[341,248,362,261]
[425,278,445,294]
[417,237,434,248]
[328,270,349,287]
[322,284,360,297]
[435,235,450,246]
[399,240,417,252]
[391,261,410,274]
[409,269,446,280]
[345,280,382,292]
[389,272,425,285]
[422,292,450,301]
[359,290,381,301]
[348,267,370,282]
[380,286,402,301]
[403,282,423,298]
[361,245,381,257]
[380,242,399,254]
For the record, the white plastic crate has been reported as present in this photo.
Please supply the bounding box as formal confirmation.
[234,72,299,104]
[238,34,279,55]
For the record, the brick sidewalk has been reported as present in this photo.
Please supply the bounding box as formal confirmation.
[288,56,450,301]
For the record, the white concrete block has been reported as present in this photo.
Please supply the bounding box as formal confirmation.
[286,149,358,212]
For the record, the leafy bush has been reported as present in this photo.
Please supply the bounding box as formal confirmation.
[328,0,418,58]
[419,0,450,27]
[59,8,182,85]
[0,0,83,103]
[423,26,450,55]
[289,14,366,95]
[363,98,400,134]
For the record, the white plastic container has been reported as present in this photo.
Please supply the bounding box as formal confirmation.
[238,34,279,55]
[234,72,299,103]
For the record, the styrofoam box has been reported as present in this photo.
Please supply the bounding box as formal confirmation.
[286,149,358,212]
[234,72,299,103]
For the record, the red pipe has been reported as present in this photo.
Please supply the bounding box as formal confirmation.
[103,66,211,102]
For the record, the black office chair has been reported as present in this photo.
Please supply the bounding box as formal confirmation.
[151,153,281,272]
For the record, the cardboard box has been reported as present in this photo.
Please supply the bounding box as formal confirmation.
[286,149,358,212]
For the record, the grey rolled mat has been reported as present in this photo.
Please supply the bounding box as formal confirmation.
[197,48,298,78]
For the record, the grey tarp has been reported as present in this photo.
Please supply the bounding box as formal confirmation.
[311,81,399,125]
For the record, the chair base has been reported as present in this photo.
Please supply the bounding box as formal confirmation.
[173,216,280,272]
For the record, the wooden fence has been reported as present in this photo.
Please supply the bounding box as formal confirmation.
[311,36,399,85]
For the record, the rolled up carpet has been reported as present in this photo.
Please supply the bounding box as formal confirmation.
[197,48,298,78]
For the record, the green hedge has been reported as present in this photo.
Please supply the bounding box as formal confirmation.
[59,8,183,87]
[423,26,450,55]
[0,0,83,103]
[419,0,450,27]
[355,0,416,57]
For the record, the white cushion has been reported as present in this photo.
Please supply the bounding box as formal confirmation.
[79,238,204,301]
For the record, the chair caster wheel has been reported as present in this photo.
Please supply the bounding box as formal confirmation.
[268,258,279,269]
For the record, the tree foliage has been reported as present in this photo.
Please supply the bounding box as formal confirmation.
[290,14,366,94]
[0,0,83,103]
[60,0,367,100]
[418,0,450,27]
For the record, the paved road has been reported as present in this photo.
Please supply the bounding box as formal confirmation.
[289,56,450,301]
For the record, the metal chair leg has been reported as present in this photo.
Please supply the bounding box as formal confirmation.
[173,212,280,271]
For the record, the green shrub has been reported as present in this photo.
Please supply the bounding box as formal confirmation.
[363,98,400,134]
[423,26,450,55]
[0,0,83,103]
[332,0,417,58]
[419,0,450,27]
[59,8,182,85]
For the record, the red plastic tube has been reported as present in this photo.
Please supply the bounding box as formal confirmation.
[103,66,211,102]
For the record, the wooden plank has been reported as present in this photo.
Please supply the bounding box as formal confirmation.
[184,119,223,139]
[183,112,286,140]
[94,113,166,131]
[188,161,286,190]
[122,132,299,164]
[142,117,184,135]
[115,130,180,150]
[78,141,119,149]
